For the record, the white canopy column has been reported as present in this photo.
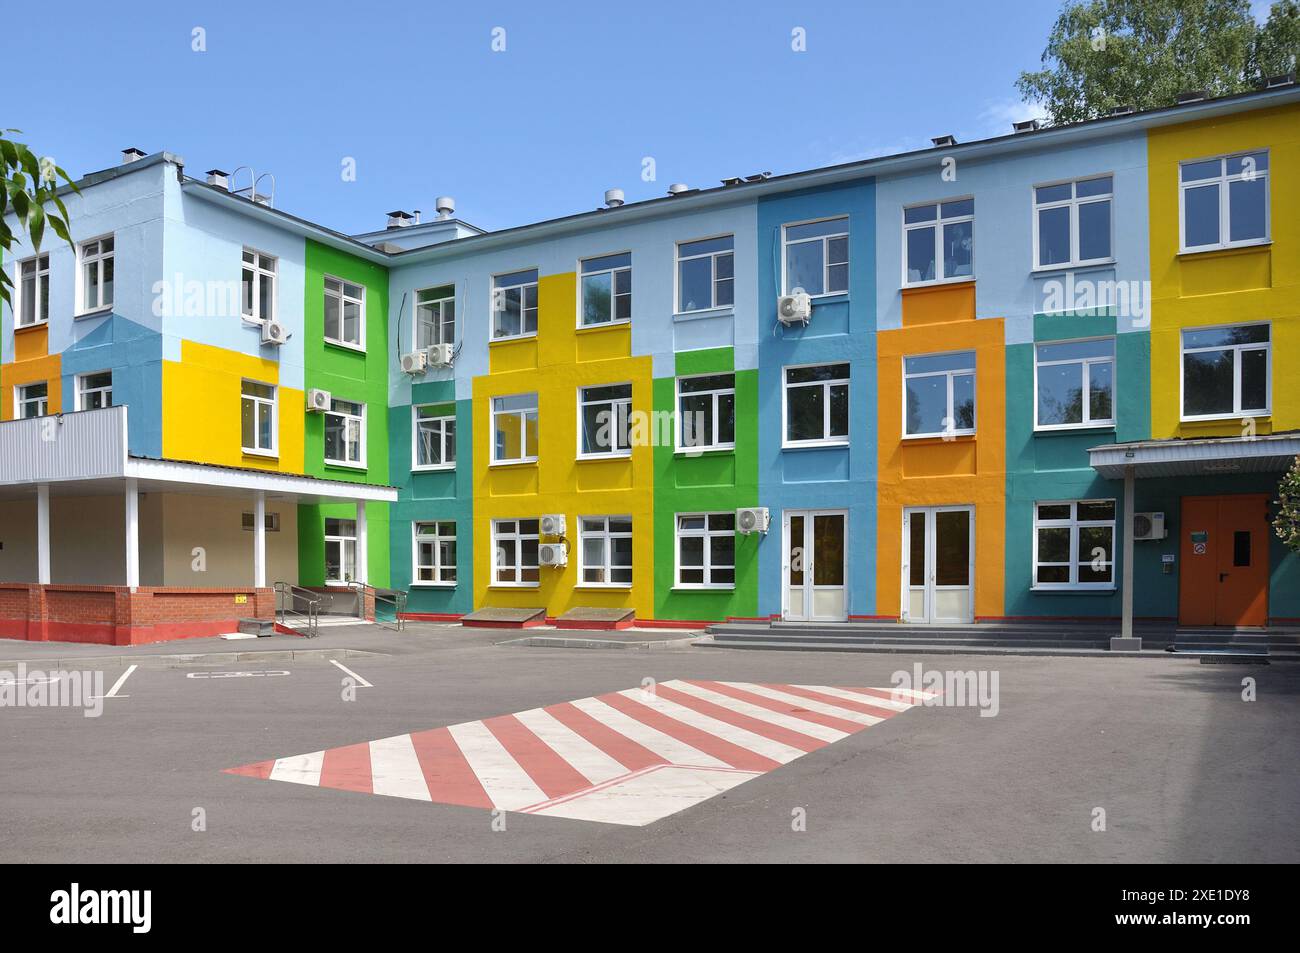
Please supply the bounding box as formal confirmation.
[124,477,140,589]
[253,489,267,588]
[355,501,368,586]
[36,483,51,585]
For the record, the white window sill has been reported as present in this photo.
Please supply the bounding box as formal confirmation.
[576,319,631,331]
[1033,422,1115,433]
[410,581,457,589]
[14,321,49,331]
[488,583,540,590]
[490,458,538,468]
[782,440,850,450]
[1178,239,1271,257]
[902,276,975,291]
[577,452,632,462]
[1030,585,1117,593]
[325,338,366,354]
[325,460,367,471]
[902,431,975,441]
[242,448,279,459]
[1031,258,1116,275]
[490,333,538,344]
[672,585,735,592]
[75,306,114,320]
[673,306,734,322]
[1180,412,1270,424]
[784,291,849,303]
[573,584,633,591]
[674,446,736,457]
[412,464,456,473]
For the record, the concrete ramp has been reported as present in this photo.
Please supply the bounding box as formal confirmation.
[461,606,547,629]
[555,607,635,630]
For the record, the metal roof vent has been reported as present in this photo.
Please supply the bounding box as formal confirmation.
[931,134,957,147]
[1108,105,1136,117]
[667,183,690,195]
[121,147,146,164]
[721,176,744,186]
[435,196,456,220]
[386,210,415,229]
[1012,119,1041,134]
[1176,89,1208,104]
[206,168,230,189]
[604,188,625,208]
[1264,71,1296,89]
[744,171,772,182]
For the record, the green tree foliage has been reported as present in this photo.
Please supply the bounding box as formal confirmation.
[1,130,77,307]
[1018,0,1300,125]
[1275,457,1300,554]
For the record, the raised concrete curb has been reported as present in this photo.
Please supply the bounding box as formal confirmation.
[496,634,698,651]
[0,647,386,670]
[693,636,1196,660]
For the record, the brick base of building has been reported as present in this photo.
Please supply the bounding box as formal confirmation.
[0,583,276,646]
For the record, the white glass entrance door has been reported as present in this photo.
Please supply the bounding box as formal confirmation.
[784,510,847,622]
[902,506,974,623]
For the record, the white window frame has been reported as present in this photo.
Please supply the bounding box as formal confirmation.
[241,247,277,324]
[323,275,365,350]
[577,383,633,459]
[675,234,735,315]
[901,198,974,287]
[15,252,50,328]
[415,286,456,350]
[1033,337,1116,431]
[491,518,540,588]
[15,382,49,419]
[491,393,539,465]
[76,370,114,411]
[491,269,539,341]
[902,351,976,439]
[782,362,850,449]
[324,397,366,468]
[77,234,114,315]
[1179,321,1272,422]
[241,511,281,532]
[1032,499,1116,591]
[1178,151,1271,254]
[1031,174,1115,270]
[674,512,736,590]
[577,515,633,588]
[781,216,849,297]
[412,521,457,587]
[579,252,632,327]
[675,372,736,453]
[240,379,277,455]
[324,518,357,586]
[412,405,456,471]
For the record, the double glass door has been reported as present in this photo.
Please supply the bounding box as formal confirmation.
[783,510,847,622]
[902,506,974,623]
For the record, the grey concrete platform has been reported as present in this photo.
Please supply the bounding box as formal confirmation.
[460,606,546,627]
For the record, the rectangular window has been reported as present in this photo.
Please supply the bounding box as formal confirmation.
[492,518,540,586]
[580,252,632,326]
[492,269,539,340]
[904,351,976,437]
[676,512,736,588]
[16,382,48,419]
[1181,323,1270,420]
[1034,500,1116,589]
[17,253,49,327]
[324,518,357,585]
[415,286,456,349]
[677,235,734,313]
[324,398,365,466]
[903,199,973,285]
[413,405,456,470]
[492,393,539,464]
[79,236,114,313]
[1180,151,1269,252]
[414,521,457,585]
[578,516,633,587]
[241,511,281,532]
[1034,175,1113,268]
[676,373,736,452]
[77,370,114,411]
[783,217,849,296]
[784,363,849,446]
[1035,338,1114,429]
[578,383,632,457]
[240,380,276,454]
[241,248,277,322]
[323,276,364,348]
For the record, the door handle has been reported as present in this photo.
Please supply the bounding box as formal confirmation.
[1219,572,1229,582]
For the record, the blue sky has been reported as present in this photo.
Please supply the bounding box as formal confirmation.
[9,0,1076,234]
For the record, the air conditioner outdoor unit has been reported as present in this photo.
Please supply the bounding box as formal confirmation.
[736,506,770,535]
[400,350,428,375]
[538,542,568,567]
[306,388,332,413]
[540,514,566,537]
[1133,512,1166,541]
[777,291,812,326]
[427,343,454,367]
[261,320,289,345]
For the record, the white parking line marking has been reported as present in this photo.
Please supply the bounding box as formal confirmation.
[269,750,325,785]
[91,664,137,699]
[186,670,291,679]
[329,659,372,688]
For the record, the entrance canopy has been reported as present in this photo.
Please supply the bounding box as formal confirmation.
[1089,432,1300,480]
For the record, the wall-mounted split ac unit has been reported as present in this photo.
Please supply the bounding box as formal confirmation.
[540,514,566,537]
[539,542,568,567]
[306,388,332,413]
[261,320,289,345]
[736,506,770,535]
[777,291,812,326]
[427,343,454,367]
[1133,512,1166,540]
[400,350,427,375]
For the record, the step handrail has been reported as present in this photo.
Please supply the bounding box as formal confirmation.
[346,581,406,632]
[274,582,321,639]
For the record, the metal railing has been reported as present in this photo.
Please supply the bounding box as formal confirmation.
[347,581,406,632]
[274,582,322,638]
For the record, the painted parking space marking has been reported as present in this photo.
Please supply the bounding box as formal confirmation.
[225,680,938,827]
[329,659,372,688]
[91,664,137,700]
[186,670,291,679]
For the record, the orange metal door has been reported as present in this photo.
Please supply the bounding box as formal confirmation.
[1178,495,1269,627]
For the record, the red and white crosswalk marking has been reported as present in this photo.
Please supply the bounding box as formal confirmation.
[225,680,937,826]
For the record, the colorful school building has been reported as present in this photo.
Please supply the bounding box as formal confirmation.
[2,84,1298,644]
